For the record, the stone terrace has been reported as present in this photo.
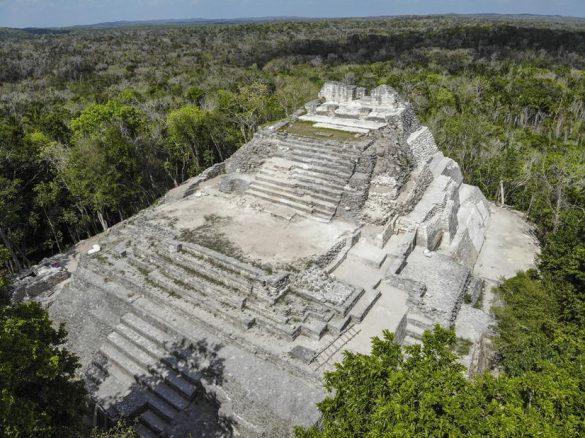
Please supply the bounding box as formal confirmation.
[47,82,539,437]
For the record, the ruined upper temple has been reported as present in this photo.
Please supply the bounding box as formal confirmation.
[47,82,538,437]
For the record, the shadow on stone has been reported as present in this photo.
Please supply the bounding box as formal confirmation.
[86,337,234,437]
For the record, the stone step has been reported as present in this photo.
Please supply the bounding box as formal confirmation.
[278,151,354,174]
[327,314,352,334]
[151,267,291,332]
[254,175,341,205]
[114,323,197,400]
[138,257,295,340]
[259,168,346,199]
[121,313,176,349]
[149,245,253,294]
[247,187,333,220]
[348,288,381,323]
[401,335,420,346]
[166,245,279,303]
[299,317,327,340]
[79,263,298,383]
[120,316,204,387]
[141,250,289,325]
[313,122,369,134]
[144,269,246,323]
[249,181,338,214]
[135,422,160,438]
[283,148,355,169]
[251,179,340,209]
[299,114,386,131]
[279,136,360,155]
[283,157,353,181]
[263,160,349,187]
[105,332,191,410]
[405,324,426,340]
[291,174,348,196]
[286,146,355,166]
[144,391,178,424]
[99,342,187,413]
[291,167,350,188]
[277,140,351,158]
[179,240,268,281]
[256,171,343,199]
[163,354,203,386]
[82,261,259,343]
[91,353,136,391]
[281,139,359,161]
[407,313,434,330]
[139,410,168,436]
[130,294,301,378]
[267,155,352,183]
[255,172,342,205]
[130,249,245,308]
[115,322,168,358]
[156,248,254,298]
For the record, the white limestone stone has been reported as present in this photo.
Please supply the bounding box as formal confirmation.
[407,126,440,165]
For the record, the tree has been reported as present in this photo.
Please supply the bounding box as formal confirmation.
[0,302,87,436]
[63,101,147,231]
[166,105,235,182]
[216,82,281,142]
[296,326,583,437]
[0,246,10,304]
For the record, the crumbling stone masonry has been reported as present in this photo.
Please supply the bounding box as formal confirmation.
[46,82,537,437]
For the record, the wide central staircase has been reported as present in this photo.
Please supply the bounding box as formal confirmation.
[246,135,362,221]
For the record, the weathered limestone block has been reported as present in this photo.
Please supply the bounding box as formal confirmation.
[401,105,422,138]
[318,82,357,103]
[304,99,321,114]
[370,84,399,105]
[225,132,278,174]
[338,177,371,221]
[219,174,251,194]
[407,126,440,166]
[385,274,427,306]
[289,345,316,364]
[163,162,225,202]
[449,185,491,266]
[293,267,359,310]
[10,268,70,303]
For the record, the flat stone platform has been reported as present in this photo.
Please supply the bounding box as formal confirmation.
[156,176,356,267]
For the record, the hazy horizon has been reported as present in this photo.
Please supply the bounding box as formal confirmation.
[1,0,584,29]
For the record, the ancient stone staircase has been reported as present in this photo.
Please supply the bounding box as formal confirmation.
[86,222,377,344]
[86,312,204,437]
[247,136,361,221]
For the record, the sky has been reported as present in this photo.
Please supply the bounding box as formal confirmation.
[0,0,584,28]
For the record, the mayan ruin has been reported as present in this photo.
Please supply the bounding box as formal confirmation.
[40,82,539,437]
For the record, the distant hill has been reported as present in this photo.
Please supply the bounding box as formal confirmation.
[68,16,317,29]
[1,14,583,34]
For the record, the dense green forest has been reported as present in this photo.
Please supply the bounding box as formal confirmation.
[0,15,583,267]
[0,15,583,435]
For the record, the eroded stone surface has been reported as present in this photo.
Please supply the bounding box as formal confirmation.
[44,82,539,437]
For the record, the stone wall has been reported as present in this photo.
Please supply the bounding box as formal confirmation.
[10,268,70,303]
[336,145,377,221]
[224,131,279,174]
[318,82,357,103]
[407,126,440,166]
